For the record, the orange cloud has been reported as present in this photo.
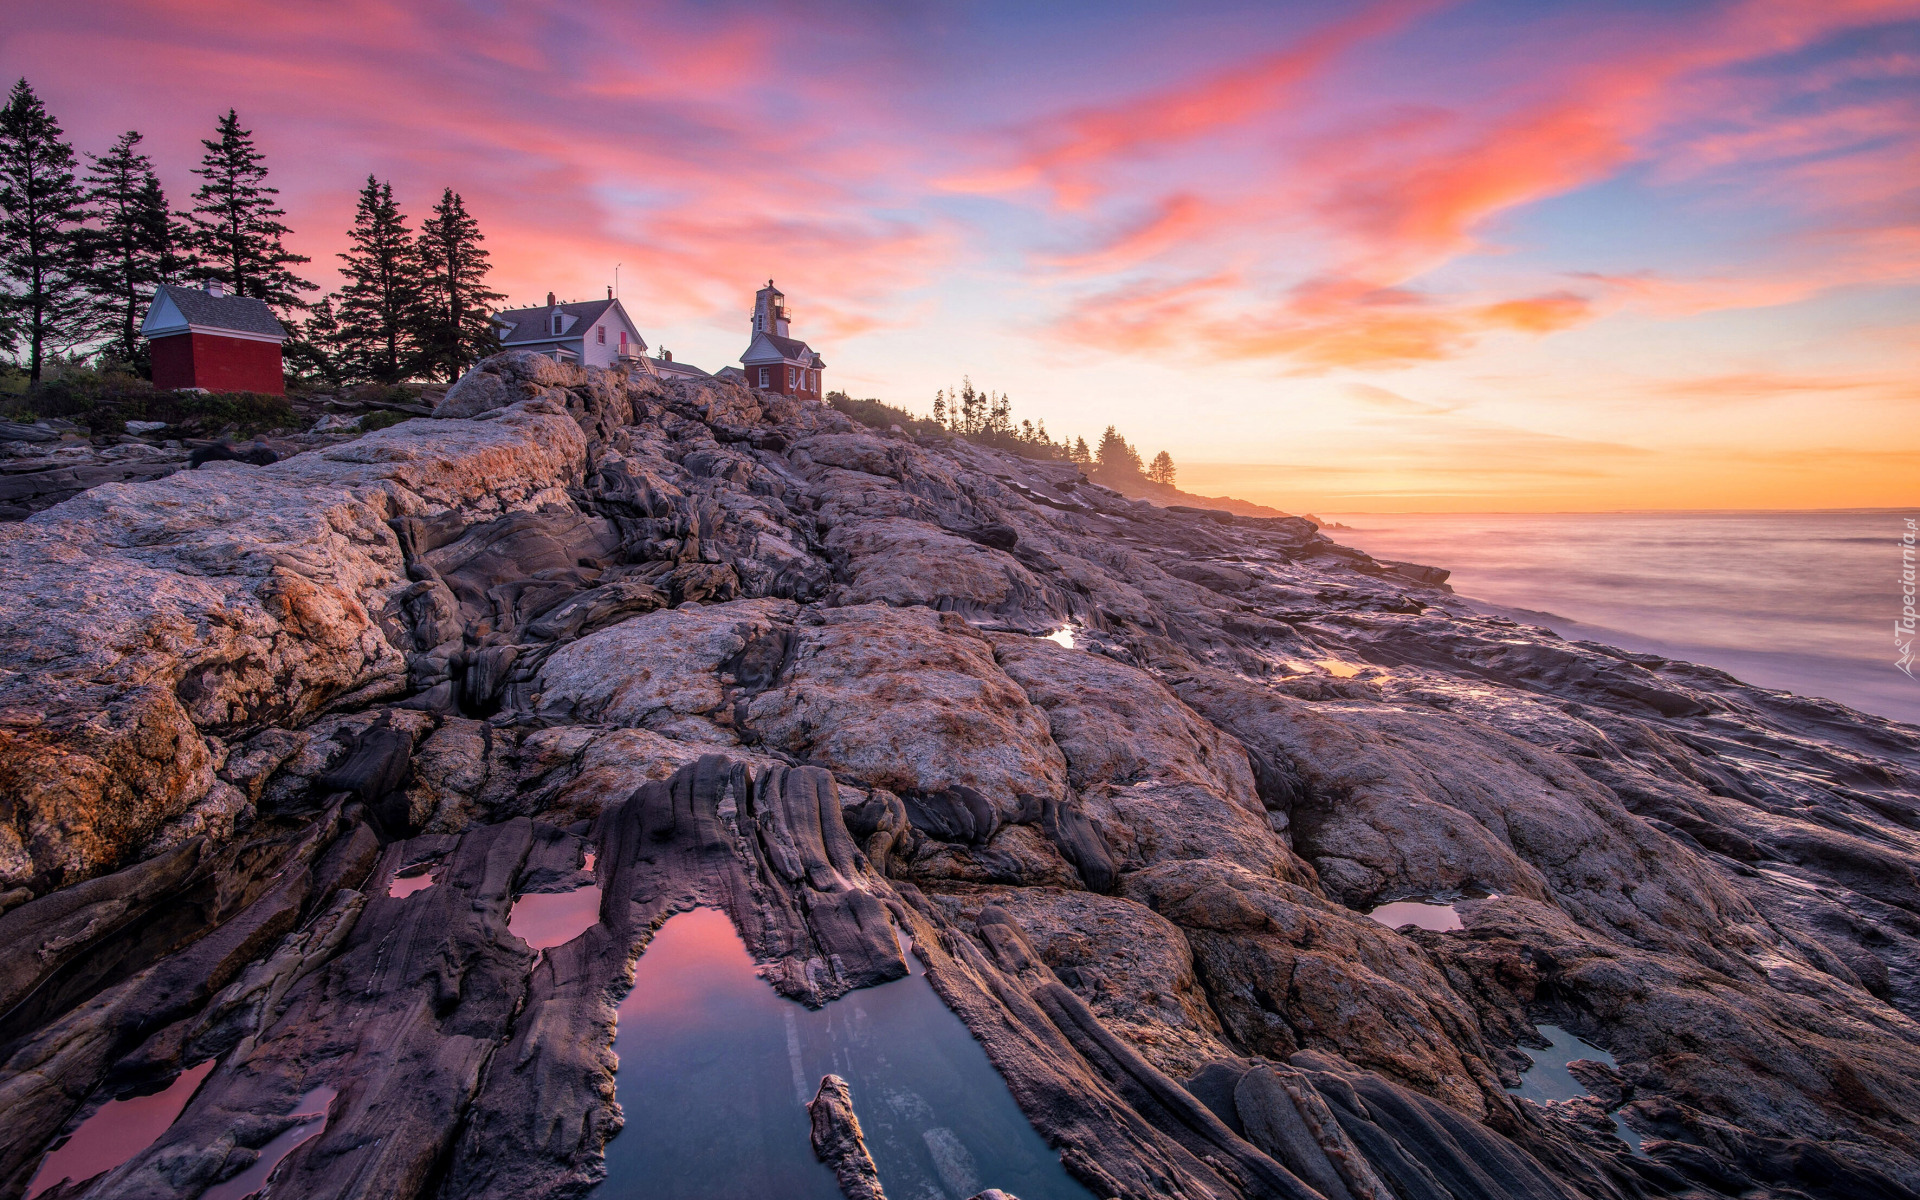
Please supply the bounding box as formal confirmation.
[942,0,1437,208]
[1022,0,1919,365]
[1051,273,1599,370]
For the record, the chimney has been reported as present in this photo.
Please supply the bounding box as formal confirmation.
[663,349,672,362]
[206,280,225,298]
[607,286,613,299]
[546,291,556,307]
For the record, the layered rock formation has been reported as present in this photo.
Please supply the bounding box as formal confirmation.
[2,350,1917,1200]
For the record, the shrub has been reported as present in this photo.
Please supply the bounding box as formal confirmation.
[23,372,297,437]
[827,391,944,437]
[359,409,409,431]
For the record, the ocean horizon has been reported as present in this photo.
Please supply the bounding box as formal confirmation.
[1322,508,1919,728]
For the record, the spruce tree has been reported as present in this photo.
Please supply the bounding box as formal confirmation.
[1096,425,1144,475]
[81,130,185,369]
[335,177,423,383]
[415,187,502,381]
[284,294,343,387]
[0,79,90,382]
[1148,451,1176,486]
[957,378,983,434]
[186,109,312,312]
[1070,436,1091,464]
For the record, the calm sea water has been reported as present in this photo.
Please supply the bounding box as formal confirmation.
[1322,510,1919,727]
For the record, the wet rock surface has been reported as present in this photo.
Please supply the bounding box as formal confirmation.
[2,349,1918,1200]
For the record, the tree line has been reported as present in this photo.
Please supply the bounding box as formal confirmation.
[930,378,1175,485]
[0,77,501,389]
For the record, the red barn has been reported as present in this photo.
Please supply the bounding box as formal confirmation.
[140,284,288,394]
[738,281,825,397]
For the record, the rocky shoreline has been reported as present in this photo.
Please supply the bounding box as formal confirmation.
[1,351,1916,1200]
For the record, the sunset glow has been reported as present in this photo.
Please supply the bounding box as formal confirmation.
[8,0,1916,510]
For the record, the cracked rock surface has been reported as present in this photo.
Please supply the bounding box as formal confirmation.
[2,350,1918,1200]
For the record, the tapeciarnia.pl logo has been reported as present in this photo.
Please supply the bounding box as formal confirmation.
[1899,516,1917,679]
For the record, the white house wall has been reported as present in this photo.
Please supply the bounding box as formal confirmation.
[581,305,645,369]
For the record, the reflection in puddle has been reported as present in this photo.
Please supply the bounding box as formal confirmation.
[1045,625,1076,649]
[388,862,439,898]
[1367,900,1463,932]
[509,886,604,951]
[202,1085,336,1200]
[596,908,1092,1200]
[28,1060,215,1198]
[1510,1025,1642,1154]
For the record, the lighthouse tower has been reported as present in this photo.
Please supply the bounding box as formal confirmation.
[751,282,790,338]
[739,279,825,397]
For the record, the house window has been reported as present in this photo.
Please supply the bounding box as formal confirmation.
[788,366,796,388]
[552,313,564,336]
[759,367,770,387]
[597,326,605,344]
[619,331,627,352]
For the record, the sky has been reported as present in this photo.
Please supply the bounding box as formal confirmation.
[5,0,1917,512]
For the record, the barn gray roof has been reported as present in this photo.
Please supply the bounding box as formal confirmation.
[154,285,286,338]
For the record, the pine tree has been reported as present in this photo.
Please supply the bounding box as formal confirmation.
[335,176,423,384]
[958,378,983,434]
[80,130,185,370]
[284,294,343,386]
[1096,425,1144,476]
[186,109,312,313]
[932,388,946,429]
[1148,451,1176,485]
[1070,436,1091,464]
[415,188,502,381]
[0,79,91,382]
[987,389,1011,435]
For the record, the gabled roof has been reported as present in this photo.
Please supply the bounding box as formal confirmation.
[651,356,712,380]
[741,331,826,369]
[141,285,287,342]
[494,298,645,350]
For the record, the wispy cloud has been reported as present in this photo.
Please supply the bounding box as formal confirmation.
[3,0,1916,509]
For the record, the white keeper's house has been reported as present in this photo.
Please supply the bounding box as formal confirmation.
[492,290,648,368]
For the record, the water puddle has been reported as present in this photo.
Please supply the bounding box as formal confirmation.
[509,886,604,951]
[201,1085,336,1200]
[595,907,1093,1200]
[1509,1025,1642,1154]
[28,1060,216,1198]
[388,861,439,898]
[1367,900,1463,932]
[1315,659,1364,678]
[1045,625,1076,649]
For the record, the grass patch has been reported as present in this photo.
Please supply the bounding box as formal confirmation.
[20,366,297,436]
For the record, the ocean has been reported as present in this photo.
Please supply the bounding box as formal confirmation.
[1321,510,1919,728]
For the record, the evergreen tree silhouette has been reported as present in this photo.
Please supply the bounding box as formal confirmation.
[285,294,344,386]
[416,187,502,381]
[80,130,186,370]
[335,176,423,383]
[1148,450,1176,485]
[186,109,312,313]
[0,79,90,381]
[1096,425,1143,475]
